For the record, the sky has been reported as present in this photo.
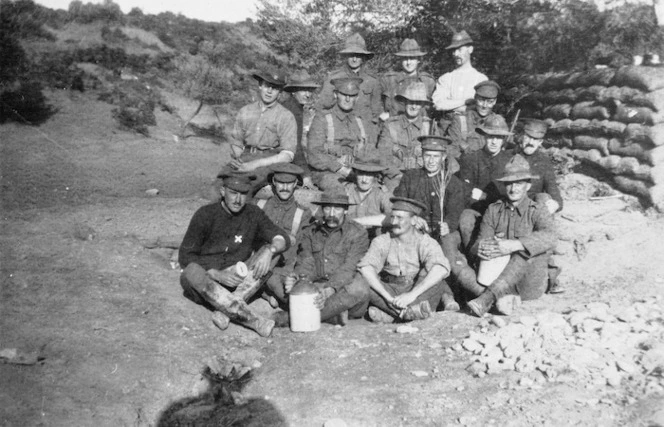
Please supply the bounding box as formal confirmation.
[34,0,259,23]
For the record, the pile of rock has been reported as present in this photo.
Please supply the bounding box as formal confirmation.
[456,297,664,395]
[512,66,664,209]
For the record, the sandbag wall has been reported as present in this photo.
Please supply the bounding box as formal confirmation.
[513,66,664,210]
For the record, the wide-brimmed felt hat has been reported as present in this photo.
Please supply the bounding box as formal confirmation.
[331,77,363,96]
[312,191,356,206]
[417,135,452,152]
[389,196,428,216]
[339,33,374,57]
[523,118,548,139]
[474,80,501,99]
[395,81,432,104]
[395,39,426,57]
[476,115,513,137]
[446,30,474,50]
[217,171,257,193]
[351,157,387,173]
[268,163,305,183]
[252,70,287,87]
[284,70,320,92]
[496,154,540,182]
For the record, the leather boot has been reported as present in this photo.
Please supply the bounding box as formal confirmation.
[467,290,496,317]
[401,300,431,321]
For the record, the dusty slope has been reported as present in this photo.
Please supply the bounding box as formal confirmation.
[1,90,663,426]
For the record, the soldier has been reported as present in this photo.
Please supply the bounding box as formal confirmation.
[356,197,451,323]
[393,135,466,311]
[465,155,557,317]
[222,70,297,190]
[178,172,290,337]
[274,191,371,326]
[318,33,383,125]
[379,39,436,120]
[253,164,313,306]
[377,81,438,189]
[308,77,375,191]
[515,118,564,294]
[446,80,502,158]
[282,71,320,182]
[431,31,487,133]
[343,158,392,220]
[457,115,513,251]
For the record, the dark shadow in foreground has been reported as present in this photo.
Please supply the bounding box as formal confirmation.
[156,366,288,427]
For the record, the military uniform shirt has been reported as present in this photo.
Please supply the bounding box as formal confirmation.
[377,114,437,171]
[520,149,564,211]
[294,219,369,291]
[446,109,501,158]
[343,182,392,219]
[281,96,316,171]
[307,105,374,173]
[358,231,450,278]
[380,70,436,117]
[317,65,383,122]
[230,100,297,158]
[474,196,556,259]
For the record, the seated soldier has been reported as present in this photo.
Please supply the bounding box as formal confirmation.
[377,81,438,190]
[252,164,313,307]
[178,172,290,337]
[343,157,392,220]
[457,114,513,252]
[274,191,371,326]
[355,197,451,323]
[515,118,564,293]
[307,77,375,192]
[462,155,557,317]
[221,70,297,191]
[446,80,502,158]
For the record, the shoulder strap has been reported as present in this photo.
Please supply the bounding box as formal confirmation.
[388,122,399,145]
[291,207,305,237]
[355,117,367,141]
[256,198,268,209]
[458,114,468,137]
[325,114,334,152]
[422,119,431,136]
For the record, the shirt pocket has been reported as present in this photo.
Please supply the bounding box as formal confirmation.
[263,123,280,146]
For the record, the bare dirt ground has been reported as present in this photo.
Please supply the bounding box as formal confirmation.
[1,90,664,426]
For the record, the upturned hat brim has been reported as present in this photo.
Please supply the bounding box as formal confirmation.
[284,81,320,91]
[395,50,426,57]
[476,126,513,137]
[340,48,374,57]
[312,197,356,206]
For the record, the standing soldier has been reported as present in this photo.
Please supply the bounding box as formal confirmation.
[432,31,487,133]
[308,77,375,191]
[380,39,436,121]
[318,33,383,125]
[446,80,502,158]
[282,71,320,182]
[222,70,297,191]
[377,82,438,189]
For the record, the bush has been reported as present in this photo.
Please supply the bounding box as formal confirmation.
[112,105,154,135]
[0,81,56,125]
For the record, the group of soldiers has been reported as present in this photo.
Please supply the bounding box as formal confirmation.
[177,31,565,337]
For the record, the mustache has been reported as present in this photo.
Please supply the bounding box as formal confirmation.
[324,216,340,223]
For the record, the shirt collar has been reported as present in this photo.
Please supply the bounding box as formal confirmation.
[504,196,532,216]
[333,105,354,122]
[401,115,422,130]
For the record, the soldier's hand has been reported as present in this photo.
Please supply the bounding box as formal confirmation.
[379,111,390,122]
[229,159,244,170]
[412,216,431,234]
[248,247,272,278]
[439,221,450,237]
[391,292,417,310]
[207,268,243,288]
[283,274,298,294]
[314,287,335,309]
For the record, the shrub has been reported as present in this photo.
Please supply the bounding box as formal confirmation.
[0,80,56,125]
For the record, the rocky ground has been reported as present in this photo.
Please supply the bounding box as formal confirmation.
[1,90,663,426]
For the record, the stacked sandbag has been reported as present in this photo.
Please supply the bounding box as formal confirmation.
[513,66,664,210]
